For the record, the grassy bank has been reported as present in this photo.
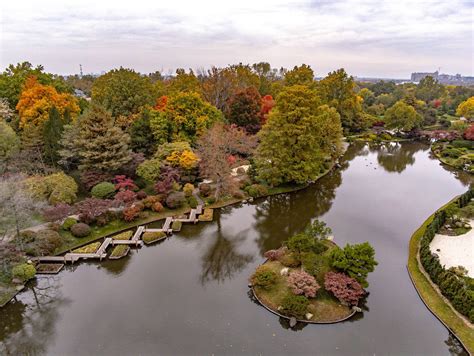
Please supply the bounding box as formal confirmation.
[407,200,474,353]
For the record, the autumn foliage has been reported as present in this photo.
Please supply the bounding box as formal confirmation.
[260,95,275,125]
[16,76,79,128]
[464,124,474,140]
[324,271,365,306]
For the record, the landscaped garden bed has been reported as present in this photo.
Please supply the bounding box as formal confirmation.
[198,208,214,222]
[431,140,474,173]
[142,231,167,244]
[250,220,377,324]
[73,242,101,254]
[171,220,182,232]
[35,263,64,274]
[109,245,130,259]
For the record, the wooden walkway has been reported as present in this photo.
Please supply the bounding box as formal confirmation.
[33,205,206,268]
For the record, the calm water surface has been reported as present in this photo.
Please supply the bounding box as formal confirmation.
[1,142,471,355]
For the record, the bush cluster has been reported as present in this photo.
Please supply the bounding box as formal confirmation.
[419,188,474,322]
[287,270,320,298]
[250,265,277,290]
[280,294,309,318]
[70,223,91,237]
[11,263,36,282]
[245,184,268,198]
[91,182,116,199]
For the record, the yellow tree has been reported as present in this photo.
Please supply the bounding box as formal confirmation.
[456,96,474,120]
[16,76,79,129]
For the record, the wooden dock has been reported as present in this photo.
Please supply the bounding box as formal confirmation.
[32,204,205,265]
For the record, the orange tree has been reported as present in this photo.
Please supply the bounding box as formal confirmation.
[16,76,79,129]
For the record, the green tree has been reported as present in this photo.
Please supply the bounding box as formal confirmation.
[256,85,343,186]
[43,107,67,166]
[129,107,156,155]
[0,119,20,173]
[415,76,445,103]
[167,68,201,95]
[284,64,314,87]
[74,104,132,172]
[318,68,367,132]
[330,242,378,288]
[384,100,423,131]
[150,92,222,144]
[91,67,155,117]
[225,86,262,133]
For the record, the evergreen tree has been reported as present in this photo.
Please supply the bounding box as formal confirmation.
[129,107,156,156]
[256,85,343,186]
[43,106,65,166]
[75,104,132,172]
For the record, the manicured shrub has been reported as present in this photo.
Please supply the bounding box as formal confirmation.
[136,190,147,200]
[70,223,91,237]
[287,270,320,298]
[151,202,164,212]
[11,263,36,282]
[263,248,286,261]
[280,294,309,319]
[250,265,277,290]
[143,195,161,208]
[183,183,195,197]
[123,205,141,222]
[165,192,186,209]
[199,183,211,197]
[286,233,327,256]
[24,172,78,205]
[18,230,36,244]
[114,190,137,204]
[324,271,365,306]
[61,217,77,231]
[246,184,268,198]
[206,197,216,205]
[188,195,198,208]
[91,182,116,199]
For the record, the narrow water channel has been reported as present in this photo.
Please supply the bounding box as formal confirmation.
[0,142,471,355]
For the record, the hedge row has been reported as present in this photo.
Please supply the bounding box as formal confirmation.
[419,188,474,323]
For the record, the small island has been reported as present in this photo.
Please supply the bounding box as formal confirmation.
[250,220,377,324]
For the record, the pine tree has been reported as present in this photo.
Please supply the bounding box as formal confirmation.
[43,106,65,166]
[75,104,132,172]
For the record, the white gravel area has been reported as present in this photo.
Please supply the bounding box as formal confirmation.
[430,220,474,278]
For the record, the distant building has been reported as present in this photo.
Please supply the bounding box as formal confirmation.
[411,71,474,85]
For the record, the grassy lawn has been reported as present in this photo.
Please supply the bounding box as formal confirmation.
[407,202,474,353]
[253,243,353,323]
[55,206,190,255]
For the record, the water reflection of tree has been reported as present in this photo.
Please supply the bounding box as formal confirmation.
[253,165,343,255]
[444,333,468,356]
[0,277,67,354]
[200,213,253,285]
[376,142,421,173]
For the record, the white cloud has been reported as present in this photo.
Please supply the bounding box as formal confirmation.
[1,0,472,77]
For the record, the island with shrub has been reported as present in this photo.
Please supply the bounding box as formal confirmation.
[249,220,377,323]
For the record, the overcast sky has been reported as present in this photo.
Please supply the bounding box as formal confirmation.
[1,0,473,78]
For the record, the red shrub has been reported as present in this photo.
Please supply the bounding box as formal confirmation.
[113,175,138,191]
[114,190,137,204]
[464,124,474,141]
[324,272,365,306]
[287,270,320,298]
[151,202,164,212]
[136,190,147,200]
